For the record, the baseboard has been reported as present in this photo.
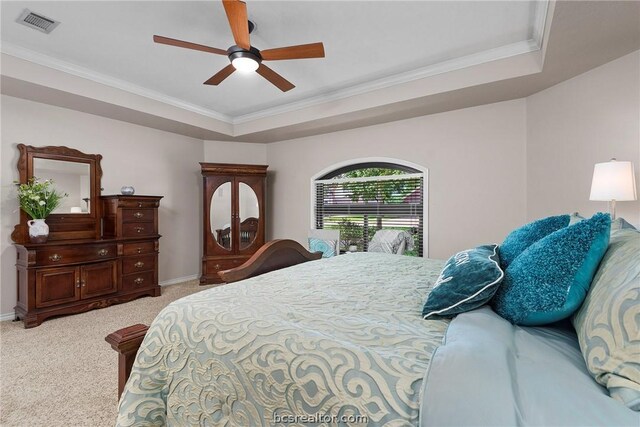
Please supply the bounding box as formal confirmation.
[160,274,199,287]
[0,275,199,322]
[0,311,16,322]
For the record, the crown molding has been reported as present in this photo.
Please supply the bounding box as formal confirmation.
[1,0,549,131]
[232,0,549,125]
[232,38,541,126]
[532,0,551,47]
[0,42,233,123]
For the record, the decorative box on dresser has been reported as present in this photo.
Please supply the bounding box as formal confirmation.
[11,144,163,328]
[102,195,163,297]
[200,163,267,284]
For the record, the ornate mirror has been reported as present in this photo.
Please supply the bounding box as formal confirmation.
[210,182,233,250]
[33,158,92,213]
[238,183,259,249]
[11,144,102,243]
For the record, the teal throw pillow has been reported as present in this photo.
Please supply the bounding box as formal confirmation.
[308,238,337,258]
[423,244,504,318]
[492,213,611,326]
[499,214,570,269]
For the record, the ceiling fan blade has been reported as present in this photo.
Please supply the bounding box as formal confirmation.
[223,0,250,50]
[261,42,325,61]
[203,64,236,85]
[153,35,227,55]
[256,64,295,92]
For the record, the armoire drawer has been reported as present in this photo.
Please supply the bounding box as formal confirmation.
[122,254,156,275]
[37,243,117,267]
[206,258,246,273]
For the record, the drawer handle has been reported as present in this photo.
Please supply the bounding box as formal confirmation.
[134,211,144,219]
[136,248,142,254]
[76,279,81,288]
[214,264,220,270]
[135,227,145,233]
[98,249,109,256]
[137,202,143,208]
[134,277,144,285]
[49,254,62,262]
[134,261,145,268]
[81,280,86,287]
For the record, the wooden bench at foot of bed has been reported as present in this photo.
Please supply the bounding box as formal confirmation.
[105,239,322,398]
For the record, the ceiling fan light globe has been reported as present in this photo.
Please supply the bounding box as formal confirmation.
[232,57,259,73]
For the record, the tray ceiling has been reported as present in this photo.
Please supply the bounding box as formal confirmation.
[1,1,544,120]
[2,1,639,143]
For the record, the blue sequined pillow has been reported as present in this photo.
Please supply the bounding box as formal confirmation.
[423,244,504,318]
[492,213,611,326]
[499,214,570,269]
[308,238,337,258]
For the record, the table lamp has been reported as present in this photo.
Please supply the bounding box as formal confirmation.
[589,159,637,220]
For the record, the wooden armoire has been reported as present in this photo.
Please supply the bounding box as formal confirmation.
[200,163,268,284]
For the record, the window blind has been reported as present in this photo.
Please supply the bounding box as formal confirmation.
[315,174,424,256]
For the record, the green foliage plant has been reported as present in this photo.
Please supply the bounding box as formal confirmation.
[15,177,67,219]
[338,168,412,203]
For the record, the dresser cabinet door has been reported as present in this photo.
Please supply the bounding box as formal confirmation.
[35,267,80,308]
[80,260,118,299]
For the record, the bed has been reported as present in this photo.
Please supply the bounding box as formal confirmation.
[110,232,639,426]
[113,248,448,426]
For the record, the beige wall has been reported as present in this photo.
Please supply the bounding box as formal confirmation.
[203,140,267,164]
[0,95,204,316]
[527,51,640,224]
[266,99,528,259]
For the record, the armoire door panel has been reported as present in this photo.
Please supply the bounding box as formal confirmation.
[236,176,265,256]
[205,176,235,256]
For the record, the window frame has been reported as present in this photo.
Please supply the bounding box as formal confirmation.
[310,157,429,257]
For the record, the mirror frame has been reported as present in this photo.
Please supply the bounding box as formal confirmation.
[11,144,103,244]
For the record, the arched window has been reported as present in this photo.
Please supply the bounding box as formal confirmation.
[313,160,426,257]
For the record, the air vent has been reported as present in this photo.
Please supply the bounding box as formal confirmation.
[17,9,60,34]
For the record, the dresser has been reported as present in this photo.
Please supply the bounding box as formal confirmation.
[11,144,163,328]
[200,163,267,284]
[102,195,162,295]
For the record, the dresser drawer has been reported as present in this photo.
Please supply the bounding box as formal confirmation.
[122,241,157,256]
[122,254,156,275]
[122,223,156,237]
[122,209,154,223]
[37,243,117,267]
[118,199,160,209]
[122,271,155,290]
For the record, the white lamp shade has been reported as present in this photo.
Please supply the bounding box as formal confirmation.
[589,160,637,201]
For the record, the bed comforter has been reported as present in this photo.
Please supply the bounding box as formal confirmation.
[116,253,448,426]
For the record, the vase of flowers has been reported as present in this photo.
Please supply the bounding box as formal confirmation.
[16,178,67,243]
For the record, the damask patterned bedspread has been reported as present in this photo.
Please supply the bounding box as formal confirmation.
[116,253,449,426]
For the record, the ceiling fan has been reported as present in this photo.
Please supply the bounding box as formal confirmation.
[153,0,325,92]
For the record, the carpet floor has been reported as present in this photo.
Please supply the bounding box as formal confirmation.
[0,280,212,427]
